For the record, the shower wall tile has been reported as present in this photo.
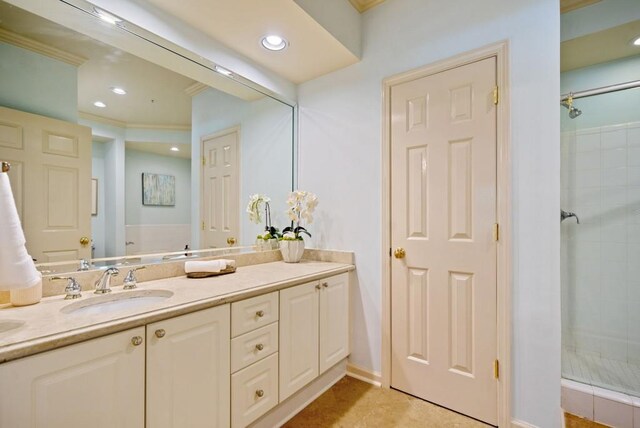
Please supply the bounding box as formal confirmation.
[563,121,640,368]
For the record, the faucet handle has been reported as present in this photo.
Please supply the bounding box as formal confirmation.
[123,266,146,290]
[52,276,82,300]
[78,259,91,271]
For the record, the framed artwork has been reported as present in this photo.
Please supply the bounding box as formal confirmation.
[91,178,98,216]
[142,173,175,206]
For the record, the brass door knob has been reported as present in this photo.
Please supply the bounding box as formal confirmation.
[131,336,143,346]
[227,237,236,246]
[155,329,166,338]
[80,236,90,246]
[394,247,406,259]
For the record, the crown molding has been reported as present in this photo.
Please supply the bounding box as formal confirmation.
[560,0,601,14]
[0,28,86,67]
[184,82,209,97]
[348,0,387,13]
[78,112,191,132]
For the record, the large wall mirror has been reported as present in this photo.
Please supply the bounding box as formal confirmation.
[0,0,295,271]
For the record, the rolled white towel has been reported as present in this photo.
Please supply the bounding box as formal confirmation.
[184,259,235,274]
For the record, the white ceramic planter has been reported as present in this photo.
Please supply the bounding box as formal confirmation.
[10,278,42,306]
[280,240,305,263]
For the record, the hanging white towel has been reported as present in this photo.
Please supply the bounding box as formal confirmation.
[184,259,235,274]
[0,173,41,291]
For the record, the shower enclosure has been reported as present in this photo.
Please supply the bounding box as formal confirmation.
[561,78,640,398]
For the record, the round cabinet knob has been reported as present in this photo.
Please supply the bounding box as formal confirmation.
[256,310,265,318]
[322,282,328,288]
[255,389,264,398]
[394,247,406,259]
[255,343,264,351]
[155,329,166,338]
[226,237,236,246]
[315,284,322,290]
[131,336,143,346]
[80,236,90,246]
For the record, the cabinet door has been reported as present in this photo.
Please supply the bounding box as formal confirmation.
[146,305,230,428]
[0,327,145,428]
[319,273,350,374]
[279,282,319,401]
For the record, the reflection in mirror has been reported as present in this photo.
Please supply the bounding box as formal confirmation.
[0,0,294,272]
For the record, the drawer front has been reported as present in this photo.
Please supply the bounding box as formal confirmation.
[231,322,278,373]
[231,353,278,428]
[231,292,278,337]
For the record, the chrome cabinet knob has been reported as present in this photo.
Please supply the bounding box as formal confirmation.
[255,343,264,351]
[131,336,143,346]
[255,389,264,398]
[256,310,265,318]
[155,329,166,338]
[394,247,406,259]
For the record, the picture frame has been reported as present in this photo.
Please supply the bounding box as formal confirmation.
[142,173,176,206]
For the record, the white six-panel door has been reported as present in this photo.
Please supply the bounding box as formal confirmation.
[390,57,498,425]
[0,106,92,262]
[201,128,240,248]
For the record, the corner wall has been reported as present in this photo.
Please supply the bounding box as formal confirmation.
[297,0,560,426]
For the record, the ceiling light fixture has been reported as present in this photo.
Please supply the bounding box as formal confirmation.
[215,66,233,77]
[633,36,640,46]
[93,101,107,108]
[170,147,180,152]
[94,8,122,25]
[261,35,288,51]
[111,87,127,95]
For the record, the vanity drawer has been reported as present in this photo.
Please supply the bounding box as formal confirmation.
[231,292,278,337]
[231,322,278,373]
[231,353,278,428]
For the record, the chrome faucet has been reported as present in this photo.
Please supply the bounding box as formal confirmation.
[123,266,145,290]
[94,267,119,294]
[78,259,91,271]
[52,276,82,300]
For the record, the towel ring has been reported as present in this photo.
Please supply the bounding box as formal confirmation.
[1,162,9,173]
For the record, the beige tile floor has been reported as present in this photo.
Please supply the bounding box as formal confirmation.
[283,376,490,427]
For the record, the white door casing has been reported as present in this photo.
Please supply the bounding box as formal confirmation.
[389,57,498,425]
[0,106,92,262]
[201,127,240,249]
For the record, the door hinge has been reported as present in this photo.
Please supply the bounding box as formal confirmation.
[201,221,205,231]
[389,248,392,257]
[202,156,206,166]
[494,359,500,379]
[493,223,499,242]
[493,86,499,105]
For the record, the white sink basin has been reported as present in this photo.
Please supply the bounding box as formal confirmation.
[61,289,174,316]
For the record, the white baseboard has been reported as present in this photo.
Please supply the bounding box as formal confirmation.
[249,359,347,428]
[511,419,539,428]
[346,362,382,387]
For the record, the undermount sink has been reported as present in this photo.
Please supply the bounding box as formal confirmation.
[0,319,25,334]
[61,289,174,316]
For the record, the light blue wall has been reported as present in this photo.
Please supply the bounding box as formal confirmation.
[191,89,293,247]
[0,42,77,122]
[125,149,191,225]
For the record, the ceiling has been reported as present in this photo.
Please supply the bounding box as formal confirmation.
[348,0,387,13]
[561,19,640,71]
[0,1,196,127]
[145,0,359,84]
[125,141,191,159]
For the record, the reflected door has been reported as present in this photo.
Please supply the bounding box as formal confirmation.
[390,57,498,425]
[0,106,92,262]
[201,128,239,248]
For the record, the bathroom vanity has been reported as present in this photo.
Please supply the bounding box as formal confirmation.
[0,258,353,428]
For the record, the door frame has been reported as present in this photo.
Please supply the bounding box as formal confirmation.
[381,41,511,426]
[199,125,242,248]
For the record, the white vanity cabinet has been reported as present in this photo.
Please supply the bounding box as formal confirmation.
[0,327,146,428]
[146,304,230,428]
[279,272,350,402]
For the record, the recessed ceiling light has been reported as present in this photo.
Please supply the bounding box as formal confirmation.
[93,101,107,108]
[261,35,287,51]
[170,147,180,152]
[633,36,640,46]
[94,8,122,25]
[215,66,233,77]
[111,87,127,95]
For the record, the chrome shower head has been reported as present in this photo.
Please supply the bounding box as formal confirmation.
[561,97,582,119]
[569,107,582,119]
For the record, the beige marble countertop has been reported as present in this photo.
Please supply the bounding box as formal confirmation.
[0,260,354,364]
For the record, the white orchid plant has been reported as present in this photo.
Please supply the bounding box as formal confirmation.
[246,194,281,240]
[281,190,318,241]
